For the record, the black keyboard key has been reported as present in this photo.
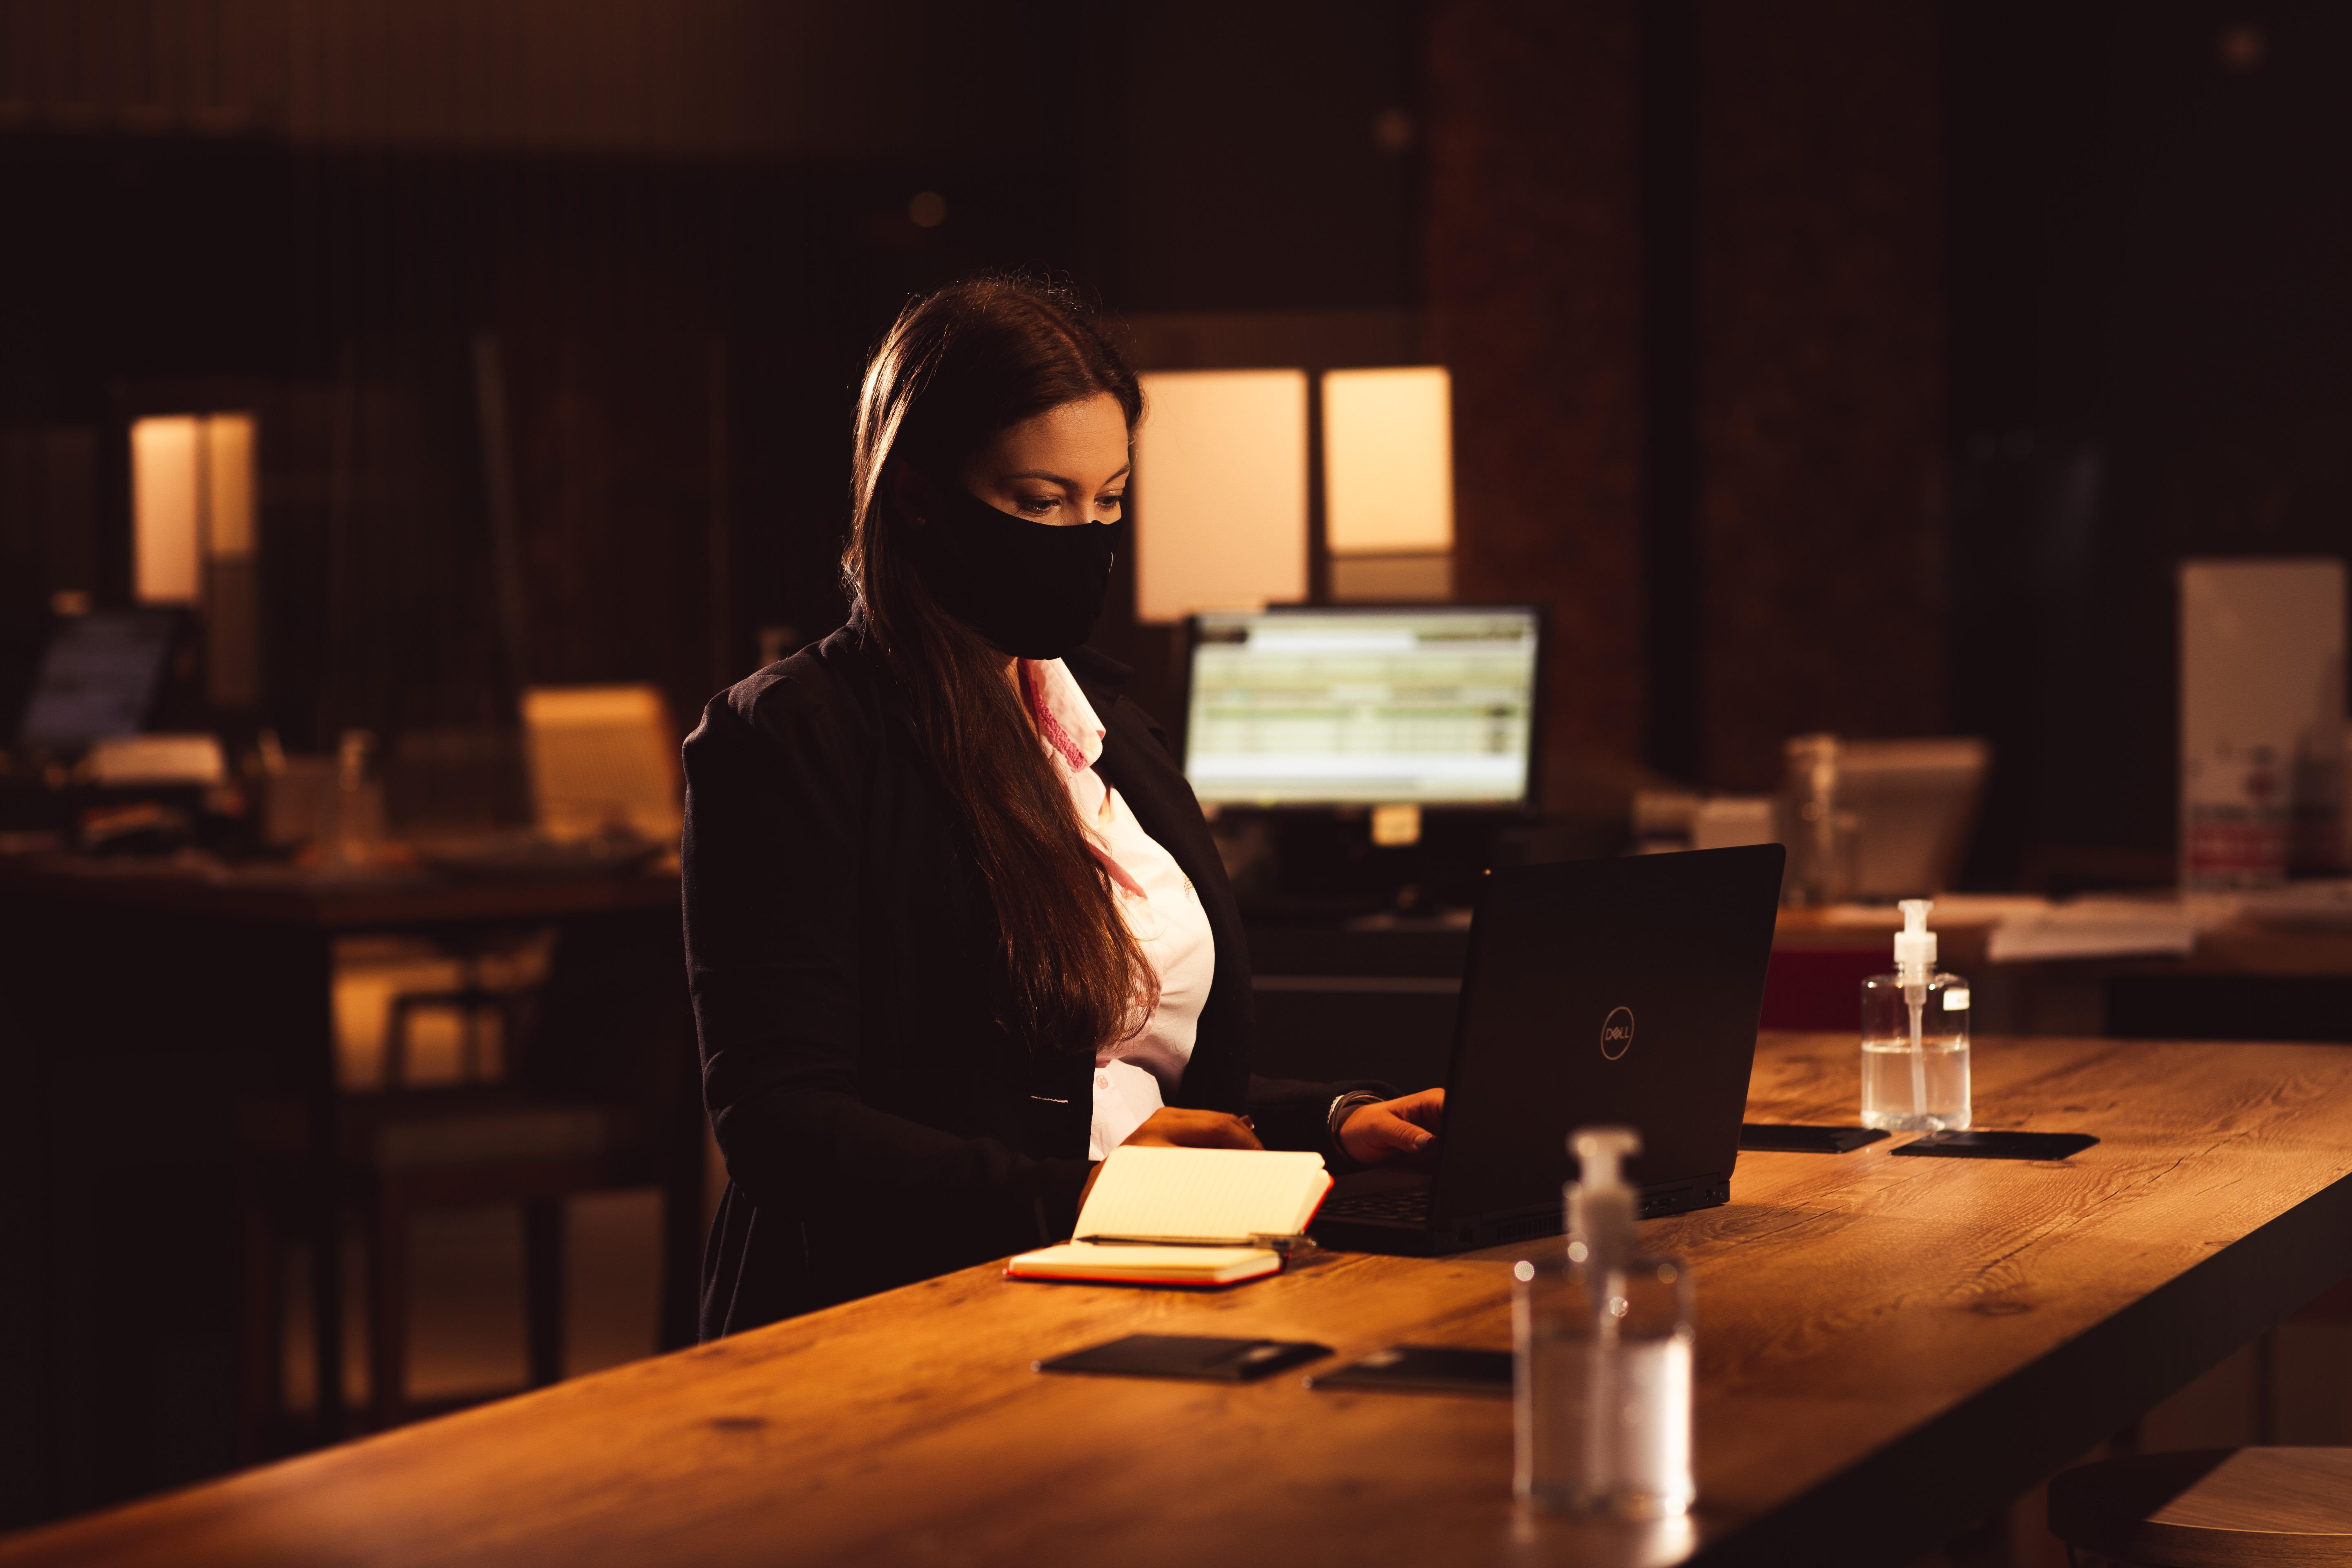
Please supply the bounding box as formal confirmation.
[1321,1188,1432,1223]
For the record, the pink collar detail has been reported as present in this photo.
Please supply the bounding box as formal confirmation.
[1020,660,1098,773]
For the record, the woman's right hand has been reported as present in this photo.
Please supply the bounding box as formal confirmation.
[1120,1107,1264,1152]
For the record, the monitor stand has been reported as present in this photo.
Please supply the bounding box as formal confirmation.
[1214,808,1521,926]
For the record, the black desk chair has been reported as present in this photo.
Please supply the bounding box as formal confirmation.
[2049,1448,2352,1566]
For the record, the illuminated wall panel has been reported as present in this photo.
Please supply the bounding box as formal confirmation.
[1322,365,1453,557]
[131,416,202,604]
[204,414,256,559]
[131,412,258,601]
[1134,369,1309,624]
[132,412,263,704]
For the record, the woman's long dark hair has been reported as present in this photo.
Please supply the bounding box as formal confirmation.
[845,277,1154,1065]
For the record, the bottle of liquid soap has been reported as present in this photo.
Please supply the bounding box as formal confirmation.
[1513,1126,1695,1518]
[1860,898,1971,1132]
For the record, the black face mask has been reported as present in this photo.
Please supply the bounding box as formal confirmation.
[907,486,1116,660]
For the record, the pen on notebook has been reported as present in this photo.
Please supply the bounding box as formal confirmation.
[1073,1232,1317,1252]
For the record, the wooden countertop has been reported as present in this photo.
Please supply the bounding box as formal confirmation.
[7,1031,2352,1568]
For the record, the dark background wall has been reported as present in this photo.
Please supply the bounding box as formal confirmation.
[1421,0,1948,816]
[1425,0,2351,877]
[1124,1,1419,312]
[1424,0,1646,811]
[1944,0,2352,886]
[1693,0,1946,794]
[2,0,2348,880]
[0,0,1419,753]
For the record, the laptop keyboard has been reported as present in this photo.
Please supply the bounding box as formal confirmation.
[1319,1187,1431,1224]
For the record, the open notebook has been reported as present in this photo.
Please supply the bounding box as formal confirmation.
[1006,1147,1333,1287]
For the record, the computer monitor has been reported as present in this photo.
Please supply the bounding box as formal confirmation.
[1836,737,1991,897]
[15,610,179,753]
[1181,605,1543,808]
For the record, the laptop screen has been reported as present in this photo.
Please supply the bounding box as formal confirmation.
[16,611,177,752]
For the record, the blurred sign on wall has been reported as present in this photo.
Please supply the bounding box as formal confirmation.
[2179,558,2348,887]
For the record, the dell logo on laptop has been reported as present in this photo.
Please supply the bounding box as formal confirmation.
[1600,1006,1635,1060]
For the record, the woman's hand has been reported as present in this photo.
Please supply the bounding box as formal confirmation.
[1121,1107,1265,1152]
[1080,1108,1265,1209]
[1338,1087,1445,1166]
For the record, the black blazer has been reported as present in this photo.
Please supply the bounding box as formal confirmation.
[682,623,1381,1337]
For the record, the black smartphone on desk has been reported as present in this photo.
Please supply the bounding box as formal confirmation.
[1740,1123,1889,1154]
[1307,1345,1513,1397]
[1891,1129,2097,1161]
[1035,1334,1331,1383]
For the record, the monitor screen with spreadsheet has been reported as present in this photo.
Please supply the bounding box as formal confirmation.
[1180,606,1543,808]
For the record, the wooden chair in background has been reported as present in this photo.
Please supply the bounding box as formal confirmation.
[243,688,695,1441]
[352,984,655,1432]
[250,943,673,1435]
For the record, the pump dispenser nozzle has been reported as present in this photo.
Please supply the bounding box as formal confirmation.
[1567,1126,1642,1268]
[1894,899,1935,1119]
[1895,899,1937,982]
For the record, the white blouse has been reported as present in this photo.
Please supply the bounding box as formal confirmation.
[1019,659,1217,1160]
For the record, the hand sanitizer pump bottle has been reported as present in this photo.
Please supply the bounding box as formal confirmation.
[1513,1127,1696,1518]
[1860,899,1971,1131]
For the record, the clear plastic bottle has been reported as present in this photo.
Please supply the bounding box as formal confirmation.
[325,727,383,869]
[1781,733,1858,906]
[1514,1127,1695,1518]
[1860,898,1971,1131]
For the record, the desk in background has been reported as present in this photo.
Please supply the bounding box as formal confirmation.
[4,1031,2348,1568]
[1249,898,2352,1090]
[1770,900,2352,1037]
[0,854,696,1530]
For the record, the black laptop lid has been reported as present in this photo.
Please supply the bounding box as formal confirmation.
[1429,845,1784,1225]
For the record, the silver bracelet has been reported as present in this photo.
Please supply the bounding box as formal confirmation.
[1327,1090,1385,1149]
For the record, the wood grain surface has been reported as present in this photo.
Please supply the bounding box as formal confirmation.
[7,1032,2352,1568]
[2049,1447,2352,1565]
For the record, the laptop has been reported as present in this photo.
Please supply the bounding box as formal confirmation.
[1310,844,1784,1256]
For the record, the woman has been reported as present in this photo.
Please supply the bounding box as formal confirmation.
[682,277,1443,1337]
